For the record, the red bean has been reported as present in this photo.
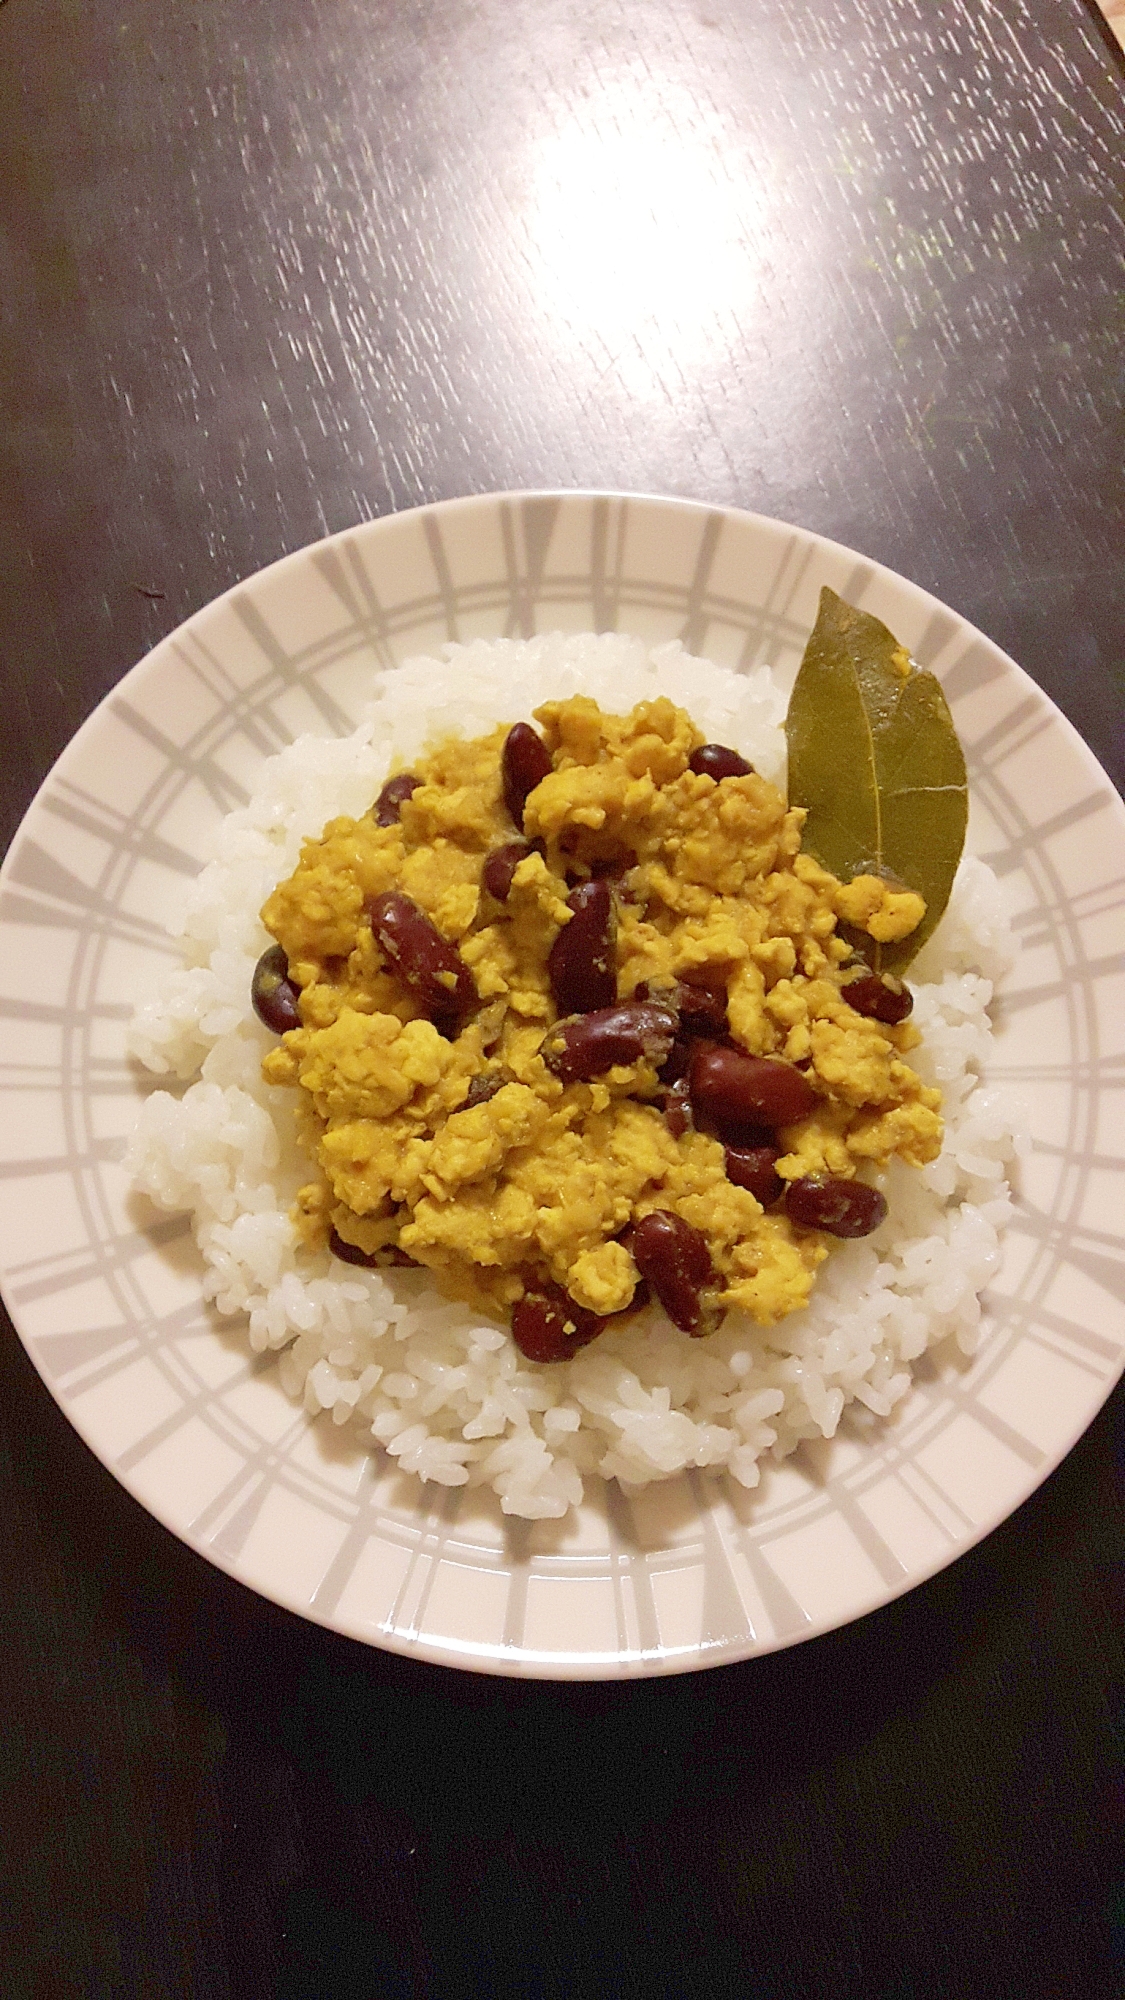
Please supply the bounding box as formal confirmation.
[840,968,914,1024]
[663,1077,694,1139]
[328,1229,418,1268]
[689,1043,819,1133]
[627,1210,723,1337]
[688,743,755,781]
[719,1118,775,1148]
[373,772,420,826]
[329,1228,375,1266]
[784,1178,888,1237]
[502,722,553,828]
[589,849,638,879]
[511,1282,602,1363]
[462,1071,505,1109]
[367,891,477,1030]
[548,878,616,1014]
[251,944,302,1034]
[541,1001,678,1084]
[483,840,535,902]
[724,1143,783,1208]
[637,975,727,1052]
[658,1033,693,1084]
[676,968,729,1038]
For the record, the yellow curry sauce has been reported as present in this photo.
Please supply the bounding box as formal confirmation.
[258,696,941,1339]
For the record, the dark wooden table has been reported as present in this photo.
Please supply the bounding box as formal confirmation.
[2,3,1123,1994]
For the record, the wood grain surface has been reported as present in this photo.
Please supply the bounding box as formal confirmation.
[1,1,1122,1994]
[1096,0,1125,52]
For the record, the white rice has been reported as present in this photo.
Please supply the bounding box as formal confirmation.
[126,633,1024,1519]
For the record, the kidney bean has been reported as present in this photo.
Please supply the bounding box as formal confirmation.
[328,1228,418,1268]
[785,1177,888,1237]
[840,968,914,1024]
[502,722,553,828]
[688,743,755,781]
[676,968,729,1038]
[541,1001,678,1084]
[690,1043,819,1134]
[633,973,726,1042]
[720,1119,775,1150]
[663,1077,694,1139]
[463,1070,505,1109]
[548,878,616,1014]
[589,848,638,879]
[511,1281,602,1363]
[367,891,477,1030]
[329,1228,374,1266]
[373,772,420,826]
[627,1210,723,1336]
[251,944,302,1035]
[724,1143,784,1208]
[658,1032,693,1085]
[482,840,534,902]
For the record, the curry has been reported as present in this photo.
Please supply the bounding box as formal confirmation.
[254,695,941,1358]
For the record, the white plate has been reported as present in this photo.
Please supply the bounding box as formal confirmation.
[2,492,1123,1679]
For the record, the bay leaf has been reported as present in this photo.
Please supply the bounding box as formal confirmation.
[785,586,967,973]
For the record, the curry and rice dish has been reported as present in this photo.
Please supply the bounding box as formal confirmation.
[253,694,941,1359]
[128,623,1017,1517]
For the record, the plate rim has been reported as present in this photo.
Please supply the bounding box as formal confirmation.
[2,486,1123,1680]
